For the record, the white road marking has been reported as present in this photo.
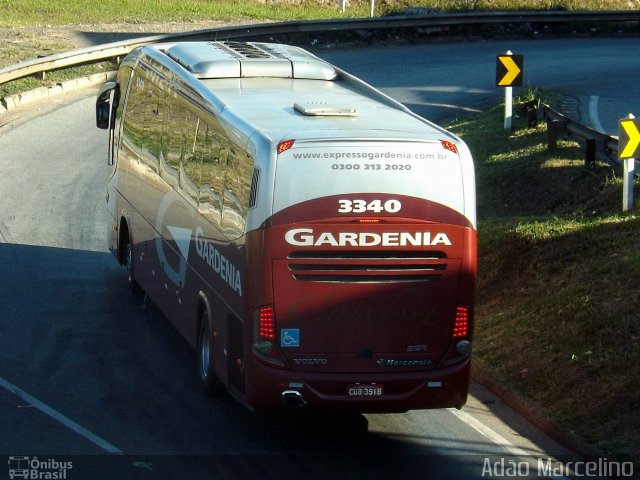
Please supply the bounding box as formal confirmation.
[0,376,123,454]
[448,408,570,479]
[448,407,532,457]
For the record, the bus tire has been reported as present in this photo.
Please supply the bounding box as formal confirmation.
[198,312,224,394]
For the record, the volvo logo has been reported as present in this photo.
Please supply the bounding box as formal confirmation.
[293,358,328,365]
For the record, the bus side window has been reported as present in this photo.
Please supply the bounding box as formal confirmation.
[197,121,224,228]
[161,95,199,194]
[141,84,163,173]
[222,147,253,239]
[178,111,201,205]
[111,66,133,168]
[163,94,183,168]
[120,71,146,161]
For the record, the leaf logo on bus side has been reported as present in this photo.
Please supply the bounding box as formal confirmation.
[155,192,193,289]
[167,226,193,261]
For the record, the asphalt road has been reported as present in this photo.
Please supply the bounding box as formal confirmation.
[2,36,636,479]
[315,36,640,134]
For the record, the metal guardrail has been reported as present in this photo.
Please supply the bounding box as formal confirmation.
[544,106,640,212]
[525,103,635,210]
[544,106,619,168]
[1,10,639,86]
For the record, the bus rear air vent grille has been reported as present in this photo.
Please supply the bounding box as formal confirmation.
[288,251,447,260]
[222,41,273,59]
[287,250,447,283]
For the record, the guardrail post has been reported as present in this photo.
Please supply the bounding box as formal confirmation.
[523,100,537,127]
[527,106,537,127]
[547,118,559,151]
[585,138,596,168]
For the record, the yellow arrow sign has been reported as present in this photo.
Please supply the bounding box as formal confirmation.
[496,54,523,87]
[620,119,640,159]
[498,56,520,86]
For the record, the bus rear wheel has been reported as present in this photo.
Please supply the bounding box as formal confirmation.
[198,313,224,394]
[122,231,142,294]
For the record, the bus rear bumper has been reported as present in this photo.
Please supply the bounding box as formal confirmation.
[245,358,470,413]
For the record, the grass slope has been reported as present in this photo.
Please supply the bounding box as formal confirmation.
[447,105,640,462]
[0,0,635,27]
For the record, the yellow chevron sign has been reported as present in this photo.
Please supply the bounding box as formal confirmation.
[619,117,640,159]
[496,54,523,87]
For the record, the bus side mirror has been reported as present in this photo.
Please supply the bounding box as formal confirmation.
[96,81,118,130]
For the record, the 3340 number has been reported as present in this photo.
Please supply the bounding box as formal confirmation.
[338,199,402,214]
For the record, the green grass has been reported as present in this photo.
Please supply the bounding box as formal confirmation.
[447,105,640,462]
[0,0,635,27]
[1,0,360,26]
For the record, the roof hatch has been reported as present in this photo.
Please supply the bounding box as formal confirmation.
[165,41,337,80]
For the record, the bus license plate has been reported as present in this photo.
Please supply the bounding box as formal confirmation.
[348,384,383,397]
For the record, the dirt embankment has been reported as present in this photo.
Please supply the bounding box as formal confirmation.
[0,21,256,68]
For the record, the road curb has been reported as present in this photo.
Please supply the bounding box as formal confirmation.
[471,362,605,459]
[1,71,116,113]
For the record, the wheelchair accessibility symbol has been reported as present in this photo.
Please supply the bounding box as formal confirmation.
[280,329,300,348]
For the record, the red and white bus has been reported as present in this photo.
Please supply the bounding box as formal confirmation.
[96,41,477,412]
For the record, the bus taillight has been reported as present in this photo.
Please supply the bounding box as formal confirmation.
[258,305,276,340]
[453,305,470,339]
[453,305,472,357]
[252,305,286,367]
[277,139,295,154]
[440,140,458,154]
[443,305,472,366]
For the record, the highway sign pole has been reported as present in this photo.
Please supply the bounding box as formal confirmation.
[619,114,639,212]
[504,85,513,130]
[496,51,523,131]
[623,157,635,212]
[503,50,514,130]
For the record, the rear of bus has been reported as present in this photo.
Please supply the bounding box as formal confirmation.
[245,134,476,412]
